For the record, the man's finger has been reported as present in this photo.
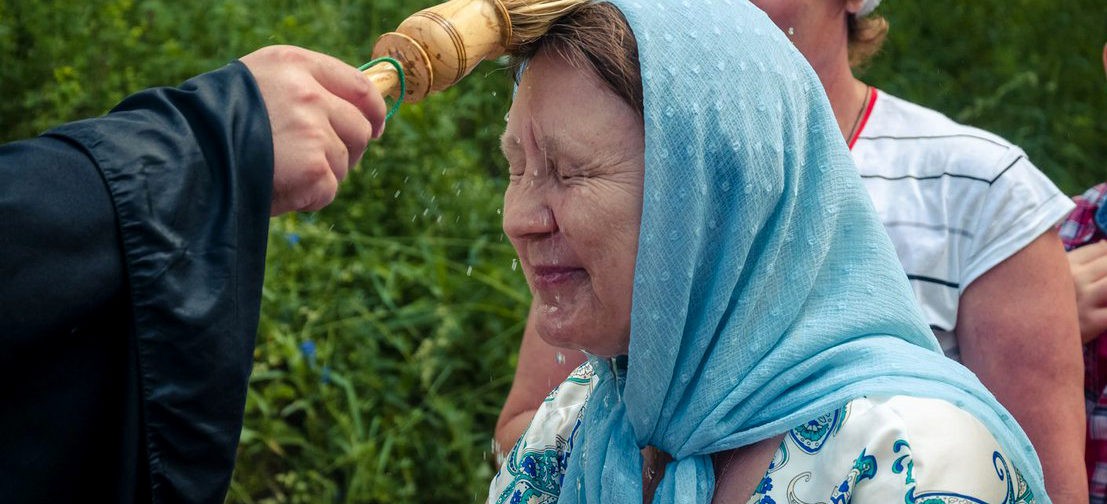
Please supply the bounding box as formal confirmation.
[1077,251,1107,286]
[328,95,373,172]
[1070,240,1107,266]
[308,51,388,137]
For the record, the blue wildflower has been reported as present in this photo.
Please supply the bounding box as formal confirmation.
[286,232,301,246]
[299,340,317,368]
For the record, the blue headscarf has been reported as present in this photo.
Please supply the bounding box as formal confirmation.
[554,0,1049,502]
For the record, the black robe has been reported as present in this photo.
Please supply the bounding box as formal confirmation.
[0,61,273,503]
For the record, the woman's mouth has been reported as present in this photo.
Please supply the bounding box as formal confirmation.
[530,266,587,289]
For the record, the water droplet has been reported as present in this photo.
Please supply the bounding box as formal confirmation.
[393,190,401,198]
[555,352,566,364]
[511,258,518,271]
[491,90,497,97]
[466,265,473,276]
[787,26,795,36]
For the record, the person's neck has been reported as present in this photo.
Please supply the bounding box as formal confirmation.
[813,57,870,142]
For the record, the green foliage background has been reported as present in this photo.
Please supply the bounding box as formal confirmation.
[0,0,1104,502]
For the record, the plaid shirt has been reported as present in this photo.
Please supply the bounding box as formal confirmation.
[1060,182,1107,503]
[1060,183,1107,250]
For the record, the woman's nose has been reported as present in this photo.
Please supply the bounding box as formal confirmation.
[503,188,558,240]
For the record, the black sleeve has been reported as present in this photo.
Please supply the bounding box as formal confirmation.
[0,135,125,336]
[24,60,275,502]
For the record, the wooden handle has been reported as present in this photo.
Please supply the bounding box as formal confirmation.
[363,62,401,101]
[368,0,510,103]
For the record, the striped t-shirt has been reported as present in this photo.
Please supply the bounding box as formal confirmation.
[851,90,1074,361]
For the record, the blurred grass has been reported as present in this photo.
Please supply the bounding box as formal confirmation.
[0,0,1104,502]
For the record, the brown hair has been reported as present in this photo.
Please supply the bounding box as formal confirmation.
[509,2,644,115]
[847,13,889,68]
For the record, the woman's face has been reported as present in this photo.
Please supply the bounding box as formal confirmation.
[501,52,645,357]
[748,0,863,66]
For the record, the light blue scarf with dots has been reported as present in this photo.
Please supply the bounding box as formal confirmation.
[554,0,1049,502]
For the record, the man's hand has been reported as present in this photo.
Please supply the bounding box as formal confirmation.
[241,45,387,216]
[1069,240,1107,342]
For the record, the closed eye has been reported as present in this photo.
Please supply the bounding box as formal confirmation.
[500,136,525,177]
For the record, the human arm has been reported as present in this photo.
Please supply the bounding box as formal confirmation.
[0,45,386,335]
[957,231,1087,502]
[0,45,387,501]
[494,302,586,456]
[1069,240,1107,342]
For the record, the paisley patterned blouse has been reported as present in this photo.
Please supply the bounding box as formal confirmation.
[488,362,1036,504]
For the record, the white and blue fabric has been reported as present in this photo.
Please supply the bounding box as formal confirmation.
[507,0,1049,502]
[488,363,1036,503]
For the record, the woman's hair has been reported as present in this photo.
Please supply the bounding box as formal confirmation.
[509,2,643,115]
[847,13,889,68]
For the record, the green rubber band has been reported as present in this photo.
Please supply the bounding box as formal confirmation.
[359,56,405,120]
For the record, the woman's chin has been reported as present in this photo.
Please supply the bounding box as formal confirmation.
[534,305,578,349]
[534,306,628,357]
